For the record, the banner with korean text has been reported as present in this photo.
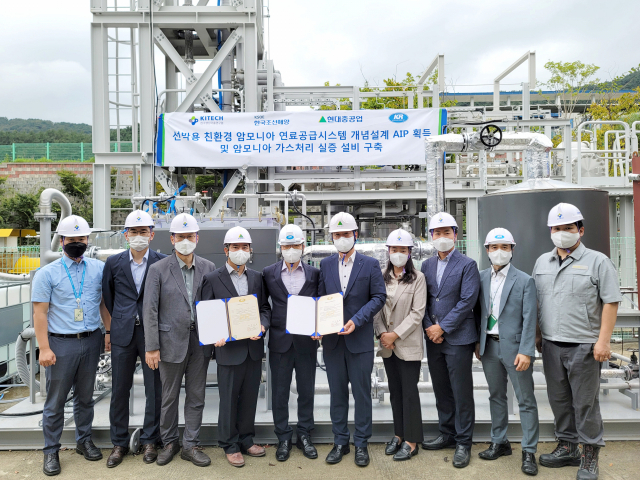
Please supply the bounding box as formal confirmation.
[156,108,445,167]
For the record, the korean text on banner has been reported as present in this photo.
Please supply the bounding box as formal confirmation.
[157,108,445,168]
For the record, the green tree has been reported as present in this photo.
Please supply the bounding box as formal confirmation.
[56,171,93,224]
[541,60,600,119]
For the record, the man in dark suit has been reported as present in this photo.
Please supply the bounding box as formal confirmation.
[318,212,386,467]
[263,224,321,462]
[143,213,216,467]
[102,210,166,467]
[420,212,480,469]
[200,226,271,468]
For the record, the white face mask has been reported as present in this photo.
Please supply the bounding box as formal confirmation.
[432,237,455,253]
[389,252,409,268]
[174,239,196,255]
[488,249,512,266]
[334,236,355,253]
[229,249,250,266]
[128,235,150,252]
[551,231,580,249]
[282,248,303,264]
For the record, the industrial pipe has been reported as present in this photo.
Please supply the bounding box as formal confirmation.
[15,328,40,391]
[35,189,73,267]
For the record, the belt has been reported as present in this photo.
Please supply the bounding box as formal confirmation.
[135,316,141,326]
[189,323,196,331]
[487,334,500,342]
[49,329,98,339]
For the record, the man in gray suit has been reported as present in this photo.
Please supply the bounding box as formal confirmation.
[475,228,539,476]
[143,213,216,467]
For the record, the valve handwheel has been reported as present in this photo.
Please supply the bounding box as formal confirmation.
[480,124,502,148]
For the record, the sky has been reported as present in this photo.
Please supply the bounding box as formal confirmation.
[0,0,637,125]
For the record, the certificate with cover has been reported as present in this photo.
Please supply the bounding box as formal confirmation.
[285,292,344,337]
[196,294,262,344]
[227,294,262,340]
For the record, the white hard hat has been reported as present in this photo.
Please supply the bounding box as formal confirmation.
[56,215,92,237]
[386,229,414,247]
[125,209,155,228]
[484,228,516,246]
[329,212,358,232]
[547,203,584,227]
[224,226,252,244]
[428,212,458,231]
[279,224,305,245]
[170,213,200,233]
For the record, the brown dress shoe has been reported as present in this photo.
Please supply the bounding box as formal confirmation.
[141,444,157,464]
[226,452,245,467]
[244,444,266,457]
[106,446,129,468]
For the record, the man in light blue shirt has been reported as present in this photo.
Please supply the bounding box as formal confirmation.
[31,215,110,476]
[436,248,455,287]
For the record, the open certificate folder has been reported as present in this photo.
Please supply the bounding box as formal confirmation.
[196,294,262,344]
[285,293,344,336]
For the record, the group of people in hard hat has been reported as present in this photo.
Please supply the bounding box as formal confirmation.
[31,201,620,480]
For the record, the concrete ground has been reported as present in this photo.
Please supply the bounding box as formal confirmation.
[0,442,638,480]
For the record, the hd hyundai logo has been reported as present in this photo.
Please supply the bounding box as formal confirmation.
[389,113,408,123]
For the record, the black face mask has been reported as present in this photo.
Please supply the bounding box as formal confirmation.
[63,242,87,259]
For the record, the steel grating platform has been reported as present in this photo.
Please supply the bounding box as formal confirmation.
[1,368,639,450]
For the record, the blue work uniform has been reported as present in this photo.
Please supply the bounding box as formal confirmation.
[31,254,105,454]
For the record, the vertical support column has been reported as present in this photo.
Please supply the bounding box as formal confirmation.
[138,23,155,156]
[632,157,640,300]
[140,164,155,198]
[564,124,573,182]
[522,81,530,132]
[46,143,50,160]
[353,86,360,111]
[93,164,111,230]
[609,197,618,240]
[432,84,440,109]
[165,57,179,112]
[266,59,274,112]
[91,23,110,154]
[465,197,479,262]
[81,142,84,162]
[242,22,259,216]
[619,196,635,288]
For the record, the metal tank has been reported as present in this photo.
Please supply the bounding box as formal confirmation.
[478,186,610,275]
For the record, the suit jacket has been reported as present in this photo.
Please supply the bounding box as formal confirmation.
[421,248,480,346]
[476,265,538,362]
[318,253,386,354]
[142,253,216,363]
[262,261,320,354]
[102,249,166,348]
[200,265,271,366]
[373,271,427,361]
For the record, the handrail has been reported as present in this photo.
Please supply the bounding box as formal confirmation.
[576,121,630,185]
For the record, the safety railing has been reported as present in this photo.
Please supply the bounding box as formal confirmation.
[0,280,32,383]
[0,247,40,275]
[0,142,141,162]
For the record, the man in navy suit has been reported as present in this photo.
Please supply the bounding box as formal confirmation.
[420,212,480,469]
[102,210,166,467]
[263,224,321,462]
[318,212,386,467]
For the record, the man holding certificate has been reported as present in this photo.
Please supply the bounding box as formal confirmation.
[318,212,387,467]
[200,226,271,468]
[262,224,321,462]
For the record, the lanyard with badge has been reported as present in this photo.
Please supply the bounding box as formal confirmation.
[63,259,86,322]
[487,272,506,331]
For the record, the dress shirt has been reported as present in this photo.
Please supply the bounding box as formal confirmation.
[226,261,249,296]
[31,254,104,334]
[281,261,305,296]
[129,248,150,294]
[176,255,195,323]
[338,251,357,293]
[487,263,510,335]
[436,248,456,287]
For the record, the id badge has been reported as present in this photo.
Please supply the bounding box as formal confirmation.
[74,308,84,322]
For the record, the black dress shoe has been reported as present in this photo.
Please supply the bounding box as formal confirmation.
[296,435,318,459]
[76,439,103,461]
[106,445,129,468]
[478,441,512,460]
[354,446,370,467]
[539,441,581,468]
[141,444,157,464]
[453,445,471,468]
[325,444,350,464]
[522,451,538,476]
[275,440,292,462]
[156,442,181,466]
[385,437,402,455]
[422,434,456,450]
[43,452,61,476]
[393,442,419,461]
